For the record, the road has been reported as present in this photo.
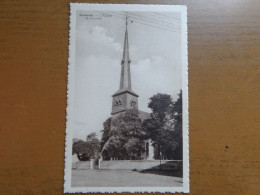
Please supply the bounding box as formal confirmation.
[71,169,183,187]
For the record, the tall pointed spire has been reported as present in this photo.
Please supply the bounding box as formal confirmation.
[111,12,139,116]
[119,13,131,90]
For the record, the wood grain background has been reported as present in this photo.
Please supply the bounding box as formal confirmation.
[0,0,259,194]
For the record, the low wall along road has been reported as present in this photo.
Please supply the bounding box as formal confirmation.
[73,160,182,171]
[99,160,176,170]
[72,159,94,170]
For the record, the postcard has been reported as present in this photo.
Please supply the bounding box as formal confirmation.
[64,3,188,193]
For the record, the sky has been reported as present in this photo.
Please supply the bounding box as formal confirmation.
[72,11,183,140]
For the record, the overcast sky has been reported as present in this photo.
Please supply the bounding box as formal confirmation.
[72,11,182,140]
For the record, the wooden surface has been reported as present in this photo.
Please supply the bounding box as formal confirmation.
[0,0,259,194]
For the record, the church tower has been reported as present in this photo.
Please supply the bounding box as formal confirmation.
[111,15,139,118]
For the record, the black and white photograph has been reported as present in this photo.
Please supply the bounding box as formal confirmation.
[64,3,188,193]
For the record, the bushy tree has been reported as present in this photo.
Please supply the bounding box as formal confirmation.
[171,91,183,159]
[143,91,182,160]
[100,109,147,160]
[72,133,100,161]
[125,137,146,160]
[100,118,111,150]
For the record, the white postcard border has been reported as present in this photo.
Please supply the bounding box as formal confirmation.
[64,3,189,193]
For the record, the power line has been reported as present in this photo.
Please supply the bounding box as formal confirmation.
[127,12,180,27]
[104,11,180,33]
[131,20,179,33]
[127,13,180,30]
[109,11,180,32]
[114,12,178,30]
[151,12,181,21]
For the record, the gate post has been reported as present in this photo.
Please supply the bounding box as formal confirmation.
[98,159,102,169]
[90,159,94,169]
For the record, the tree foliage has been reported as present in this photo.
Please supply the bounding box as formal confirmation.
[100,117,111,150]
[72,133,100,161]
[100,92,183,160]
[143,91,182,160]
[101,109,147,160]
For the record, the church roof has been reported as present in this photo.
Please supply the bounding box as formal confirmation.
[138,110,151,121]
[112,88,139,97]
[112,14,139,115]
[112,14,139,98]
[119,16,131,91]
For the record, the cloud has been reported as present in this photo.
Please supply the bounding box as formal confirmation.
[72,12,183,140]
[89,26,122,52]
[76,25,122,60]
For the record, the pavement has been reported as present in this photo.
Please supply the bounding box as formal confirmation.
[71,169,183,187]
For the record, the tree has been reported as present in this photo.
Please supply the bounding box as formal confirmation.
[100,118,111,150]
[72,133,100,161]
[72,140,91,161]
[125,137,146,160]
[86,133,100,159]
[100,109,147,160]
[171,91,183,159]
[148,93,173,123]
[143,92,183,160]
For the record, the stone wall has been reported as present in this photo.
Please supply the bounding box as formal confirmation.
[98,160,181,170]
[72,160,94,170]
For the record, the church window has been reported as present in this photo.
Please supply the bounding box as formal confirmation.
[114,98,122,107]
[131,100,136,107]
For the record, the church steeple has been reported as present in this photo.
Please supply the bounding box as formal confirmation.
[120,14,131,90]
[111,13,139,116]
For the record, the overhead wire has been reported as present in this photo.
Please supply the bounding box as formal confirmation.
[114,11,179,30]
[126,12,180,27]
[127,13,180,30]
[105,11,180,33]
[129,20,179,33]
[151,12,181,21]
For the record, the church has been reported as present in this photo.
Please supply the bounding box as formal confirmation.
[100,17,154,160]
[111,17,150,122]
